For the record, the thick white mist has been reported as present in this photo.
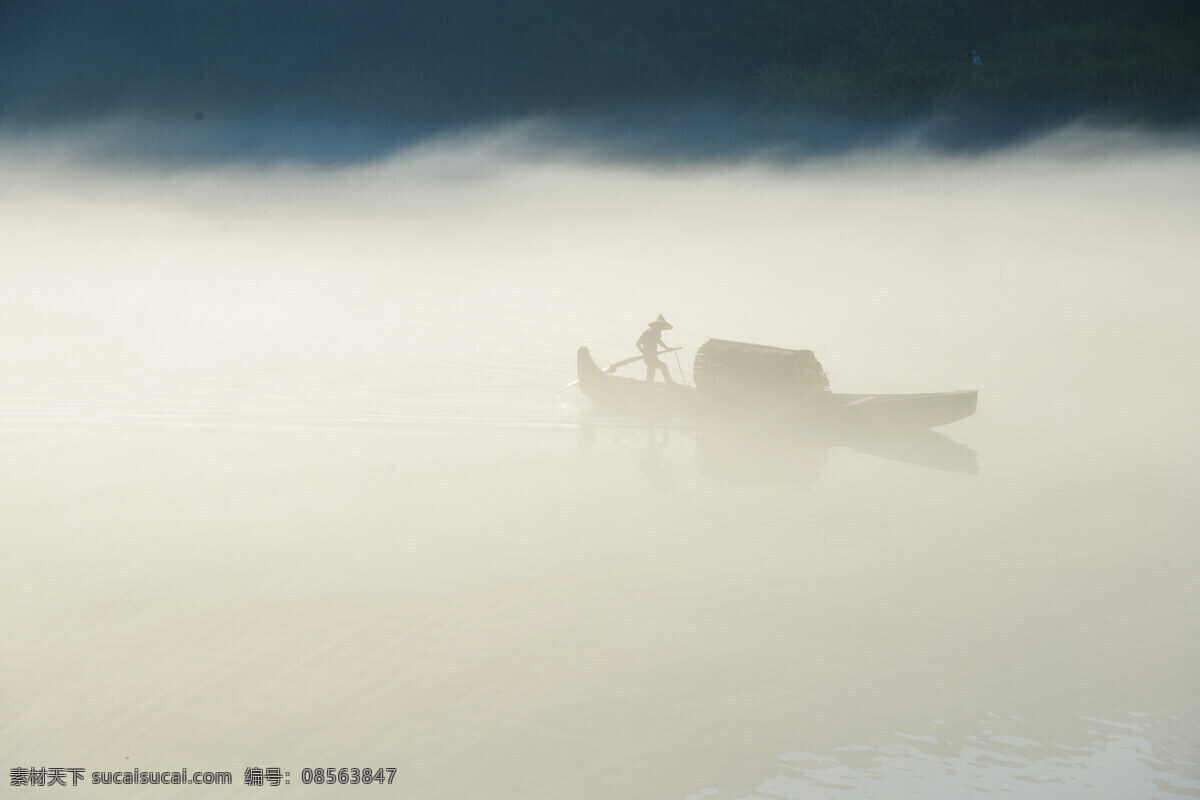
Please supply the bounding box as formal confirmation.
[2,125,1198,799]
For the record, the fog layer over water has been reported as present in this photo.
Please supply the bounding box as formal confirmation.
[3,130,1198,798]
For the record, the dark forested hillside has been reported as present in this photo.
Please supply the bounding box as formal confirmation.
[3,0,1197,129]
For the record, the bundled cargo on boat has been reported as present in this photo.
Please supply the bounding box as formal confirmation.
[692,339,830,403]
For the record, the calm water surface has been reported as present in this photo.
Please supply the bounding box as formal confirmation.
[2,134,1198,798]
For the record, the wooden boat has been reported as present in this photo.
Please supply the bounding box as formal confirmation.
[817,388,978,429]
[576,342,977,429]
[576,346,703,418]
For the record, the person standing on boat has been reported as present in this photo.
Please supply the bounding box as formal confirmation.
[637,314,675,385]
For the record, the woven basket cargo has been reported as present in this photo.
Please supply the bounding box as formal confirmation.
[693,339,830,401]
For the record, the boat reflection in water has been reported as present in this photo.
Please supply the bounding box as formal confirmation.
[577,413,977,489]
[697,415,978,487]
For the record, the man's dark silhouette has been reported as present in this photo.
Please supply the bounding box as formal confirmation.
[636,314,674,385]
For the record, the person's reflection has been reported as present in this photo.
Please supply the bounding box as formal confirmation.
[638,420,674,491]
[577,417,596,452]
